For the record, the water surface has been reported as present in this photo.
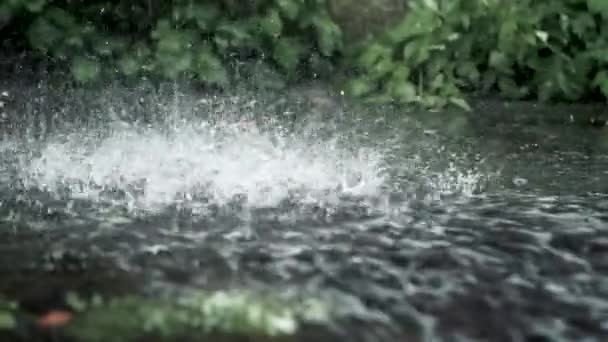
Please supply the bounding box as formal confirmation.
[1,81,607,341]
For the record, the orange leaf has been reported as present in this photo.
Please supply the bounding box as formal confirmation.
[37,310,73,328]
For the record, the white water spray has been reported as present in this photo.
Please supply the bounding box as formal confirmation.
[20,118,388,215]
[2,88,493,223]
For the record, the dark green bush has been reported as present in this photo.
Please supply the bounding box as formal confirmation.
[3,0,608,109]
[347,0,608,109]
[2,0,342,85]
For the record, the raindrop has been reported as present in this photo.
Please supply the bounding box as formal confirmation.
[513,177,528,187]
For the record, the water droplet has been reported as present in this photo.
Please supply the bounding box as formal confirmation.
[513,177,528,187]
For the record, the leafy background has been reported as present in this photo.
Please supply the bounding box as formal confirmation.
[1,0,342,86]
[346,0,608,109]
[2,0,608,109]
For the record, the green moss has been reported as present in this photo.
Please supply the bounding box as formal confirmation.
[65,290,332,342]
[0,312,16,331]
[0,298,18,331]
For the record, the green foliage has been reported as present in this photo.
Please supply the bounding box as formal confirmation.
[1,0,46,30]
[347,0,608,109]
[65,290,331,342]
[3,0,343,85]
[0,298,18,331]
[4,0,608,109]
[0,312,16,331]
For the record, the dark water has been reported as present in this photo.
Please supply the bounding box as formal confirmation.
[1,80,607,341]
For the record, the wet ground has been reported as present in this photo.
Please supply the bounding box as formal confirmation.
[0,75,607,341]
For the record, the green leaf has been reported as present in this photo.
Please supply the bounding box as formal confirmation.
[0,311,16,330]
[151,19,171,40]
[587,48,608,63]
[156,29,193,54]
[534,30,549,44]
[195,49,228,85]
[363,93,394,105]
[390,80,418,103]
[357,43,392,67]
[0,4,13,28]
[93,37,127,56]
[118,56,140,76]
[66,292,89,312]
[259,9,282,38]
[392,66,411,81]
[26,17,62,52]
[588,0,608,17]
[403,39,431,65]
[430,72,446,91]
[537,78,557,102]
[273,38,303,73]
[571,13,596,38]
[422,0,439,12]
[45,6,76,29]
[489,51,509,70]
[346,78,375,97]
[456,61,480,85]
[173,52,193,73]
[215,20,256,49]
[24,0,46,12]
[370,57,394,79]
[190,3,220,31]
[64,34,84,48]
[311,15,342,56]
[592,70,608,97]
[448,97,471,111]
[420,94,446,109]
[386,9,439,43]
[71,57,100,83]
[132,42,151,59]
[275,0,301,20]
[155,50,193,78]
[498,77,524,99]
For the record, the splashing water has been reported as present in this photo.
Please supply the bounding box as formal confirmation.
[425,162,488,199]
[1,85,493,228]
[19,119,389,216]
[3,82,608,342]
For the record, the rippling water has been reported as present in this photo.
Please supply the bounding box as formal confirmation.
[1,81,607,341]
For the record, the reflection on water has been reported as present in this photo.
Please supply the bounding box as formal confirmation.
[0,82,607,341]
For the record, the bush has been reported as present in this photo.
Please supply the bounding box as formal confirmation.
[347,0,608,109]
[1,0,342,85]
[3,0,608,109]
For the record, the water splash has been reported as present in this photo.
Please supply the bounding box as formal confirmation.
[425,162,489,199]
[20,119,389,216]
[3,85,494,225]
